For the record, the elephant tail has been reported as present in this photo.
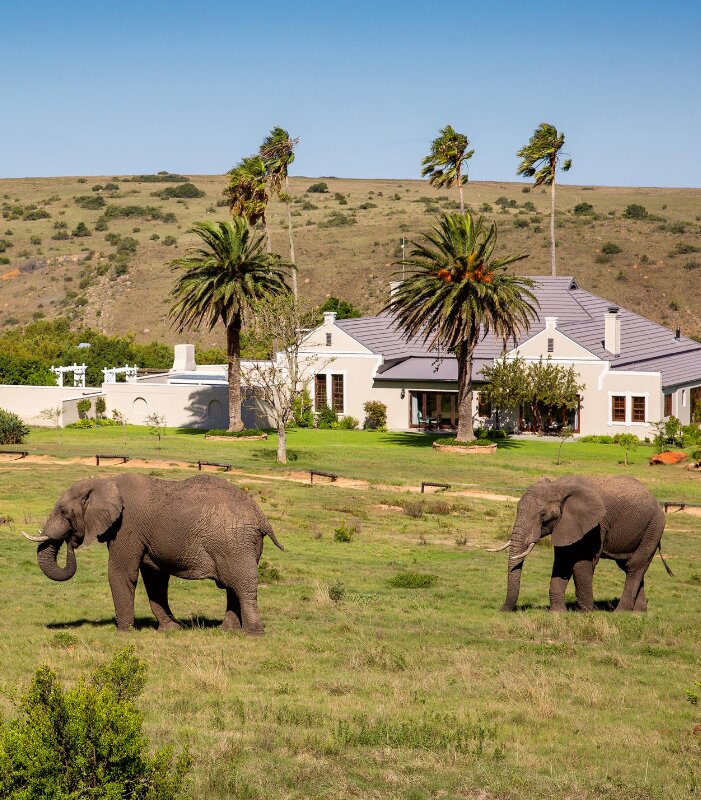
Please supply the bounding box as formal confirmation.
[658,541,674,577]
[263,523,284,551]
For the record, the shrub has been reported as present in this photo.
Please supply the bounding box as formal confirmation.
[30,235,41,245]
[75,194,105,210]
[387,572,438,588]
[363,400,387,430]
[23,209,51,220]
[72,221,91,237]
[601,241,622,254]
[319,212,356,228]
[514,217,529,228]
[0,408,29,444]
[573,202,594,215]
[76,398,92,418]
[0,647,190,798]
[579,435,614,444]
[479,202,493,212]
[258,559,281,583]
[317,404,338,429]
[128,172,189,183]
[307,182,329,193]
[156,182,205,199]
[206,428,265,437]
[163,235,177,246]
[402,501,424,518]
[358,202,377,210]
[328,581,345,602]
[522,201,536,212]
[292,388,314,427]
[623,204,647,219]
[334,522,355,542]
[338,415,359,429]
[94,218,108,231]
[684,260,700,271]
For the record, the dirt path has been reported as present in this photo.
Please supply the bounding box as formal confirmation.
[0,452,519,504]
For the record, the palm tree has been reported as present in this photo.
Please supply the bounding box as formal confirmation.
[224,156,269,245]
[516,123,572,276]
[421,125,474,214]
[169,218,292,432]
[385,212,538,442]
[260,127,299,296]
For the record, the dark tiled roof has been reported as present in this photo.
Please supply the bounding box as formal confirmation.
[335,276,701,387]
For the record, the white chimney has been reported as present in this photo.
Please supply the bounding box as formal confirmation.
[389,280,402,299]
[323,311,337,325]
[544,316,558,330]
[172,344,196,372]
[605,307,621,356]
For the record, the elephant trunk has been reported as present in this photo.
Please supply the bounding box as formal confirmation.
[500,527,534,612]
[37,539,77,582]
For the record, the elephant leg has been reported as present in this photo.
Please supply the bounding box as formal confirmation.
[549,548,572,612]
[572,559,594,612]
[633,578,648,612]
[220,588,243,633]
[107,553,140,632]
[140,563,181,631]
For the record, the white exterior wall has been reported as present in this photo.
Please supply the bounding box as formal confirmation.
[0,385,102,427]
[665,383,701,425]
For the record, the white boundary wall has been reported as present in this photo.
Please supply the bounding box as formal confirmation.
[0,385,102,427]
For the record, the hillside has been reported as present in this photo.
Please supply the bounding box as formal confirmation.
[1,174,700,348]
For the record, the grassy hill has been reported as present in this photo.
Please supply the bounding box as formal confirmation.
[1,173,700,348]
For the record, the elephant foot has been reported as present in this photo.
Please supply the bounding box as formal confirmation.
[116,625,134,633]
[219,620,242,633]
[549,604,567,613]
[157,619,182,632]
[499,603,516,612]
[243,625,265,636]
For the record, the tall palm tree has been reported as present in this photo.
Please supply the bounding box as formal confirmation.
[385,212,538,442]
[169,218,292,432]
[224,157,269,246]
[260,127,299,296]
[421,125,474,214]
[516,123,572,276]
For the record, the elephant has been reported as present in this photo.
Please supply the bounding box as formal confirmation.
[492,475,671,613]
[23,473,283,634]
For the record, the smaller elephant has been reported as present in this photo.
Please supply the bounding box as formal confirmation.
[23,474,283,634]
[492,475,672,612]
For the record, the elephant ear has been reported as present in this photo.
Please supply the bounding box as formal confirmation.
[551,479,606,547]
[82,480,123,545]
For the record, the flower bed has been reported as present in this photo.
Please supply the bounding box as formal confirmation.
[432,439,497,454]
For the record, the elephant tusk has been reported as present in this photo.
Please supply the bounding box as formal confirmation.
[509,542,536,561]
[22,531,50,543]
[486,540,511,552]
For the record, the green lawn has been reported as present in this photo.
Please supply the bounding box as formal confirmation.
[1,431,700,798]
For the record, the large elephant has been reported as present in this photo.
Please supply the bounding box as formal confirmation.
[23,474,283,634]
[494,475,671,612]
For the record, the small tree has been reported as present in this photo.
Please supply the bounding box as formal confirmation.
[38,406,62,444]
[95,396,107,418]
[480,356,530,430]
[113,409,128,447]
[76,398,92,419]
[145,412,167,450]
[0,409,29,445]
[616,433,639,466]
[556,425,573,465]
[240,295,333,464]
[363,401,387,431]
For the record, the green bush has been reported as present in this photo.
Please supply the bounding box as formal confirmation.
[522,201,536,212]
[317,405,338,429]
[601,241,622,254]
[479,202,493,212]
[579,435,615,444]
[307,182,329,193]
[573,202,594,215]
[23,208,51,221]
[66,418,117,429]
[291,389,314,427]
[72,222,91,237]
[0,408,29,444]
[334,522,356,542]
[95,396,106,417]
[127,172,189,183]
[338,415,359,430]
[156,182,205,199]
[163,235,177,246]
[318,296,362,320]
[623,204,647,219]
[387,572,438,588]
[258,559,281,583]
[0,647,190,799]
[363,400,387,430]
[75,194,105,210]
[206,428,265,437]
[328,581,345,602]
[76,398,92,417]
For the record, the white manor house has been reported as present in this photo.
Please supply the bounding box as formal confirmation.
[1,277,700,438]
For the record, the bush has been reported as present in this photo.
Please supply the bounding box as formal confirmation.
[319,212,356,228]
[479,202,493,212]
[0,647,190,799]
[317,405,338,429]
[402,501,424,518]
[328,581,345,602]
[387,572,438,588]
[23,209,51,221]
[76,398,92,417]
[206,428,265,437]
[573,202,594,215]
[338,415,359,430]
[258,559,281,583]
[95,396,106,417]
[291,388,314,427]
[72,222,91,237]
[579,435,615,444]
[156,182,205,199]
[0,408,29,444]
[623,204,647,219]
[307,182,329,193]
[363,400,387,430]
[163,235,177,246]
[75,194,105,210]
[334,522,356,542]
[601,241,622,254]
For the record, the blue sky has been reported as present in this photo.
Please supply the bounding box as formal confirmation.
[2,0,700,186]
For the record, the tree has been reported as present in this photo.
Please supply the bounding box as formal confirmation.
[616,433,639,466]
[385,212,537,442]
[260,127,299,295]
[169,219,292,432]
[318,296,362,321]
[421,125,474,214]
[145,412,166,450]
[240,295,333,463]
[516,123,572,276]
[38,406,62,444]
[223,156,269,236]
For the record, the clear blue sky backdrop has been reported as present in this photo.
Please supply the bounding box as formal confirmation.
[2,0,699,186]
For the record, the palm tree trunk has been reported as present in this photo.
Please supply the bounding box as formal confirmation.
[456,343,475,441]
[226,314,245,432]
[550,176,556,276]
[458,181,465,215]
[285,175,297,297]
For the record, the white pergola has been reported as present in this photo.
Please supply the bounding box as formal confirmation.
[102,365,139,384]
[50,363,87,388]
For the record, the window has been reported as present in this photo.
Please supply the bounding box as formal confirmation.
[632,396,646,422]
[331,374,344,413]
[477,393,491,418]
[547,337,554,353]
[325,332,332,347]
[612,395,626,422]
[664,393,672,417]
[314,374,327,410]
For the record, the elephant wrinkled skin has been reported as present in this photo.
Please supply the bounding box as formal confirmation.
[27,474,283,634]
[497,475,670,613]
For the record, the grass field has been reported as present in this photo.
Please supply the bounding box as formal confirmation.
[1,429,701,798]
[1,175,701,346]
